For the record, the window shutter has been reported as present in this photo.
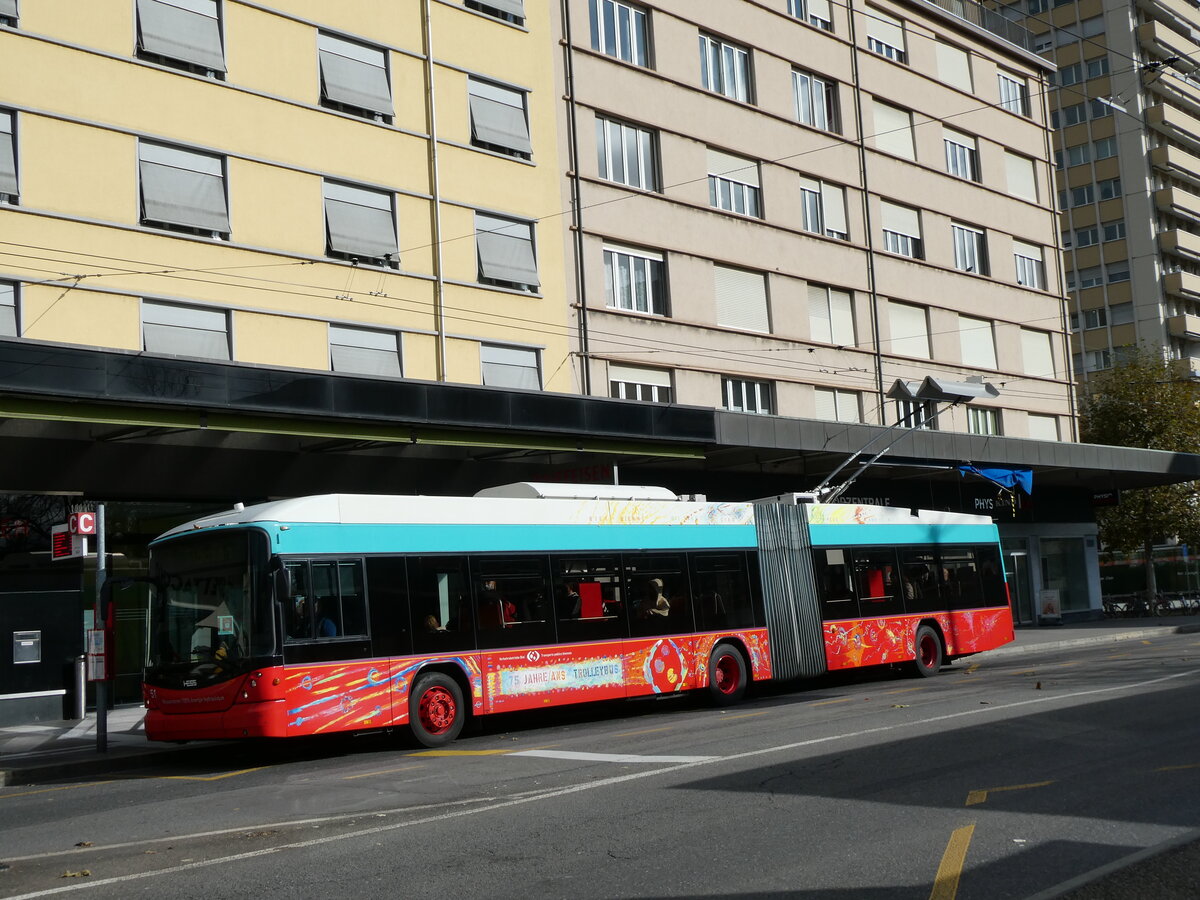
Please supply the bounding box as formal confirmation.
[715,265,770,333]
[814,387,837,420]
[1027,414,1059,441]
[889,301,929,358]
[484,0,525,16]
[324,182,397,260]
[0,282,15,337]
[329,325,401,376]
[707,147,759,187]
[136,0,226,72]
[476,213,539,286]
[872,101,914,159]
[318,34,392,117]
[1005,152,1037,201]
[808,284,832,343]
[0,0,16,17]
[829,288,854,344]
[1021,329,1054,376]
[808,0,831,20]
[881,201,920,236]
[0,112,15,196]
[142,301,230,360]
[481,344,540,389]
[608,363,671,387]
[958,315,996,369]
[468,80,532,155]
[867,8,905,48]
[821,183,847,235]
[139,143,229,233]
[936,43,972,91]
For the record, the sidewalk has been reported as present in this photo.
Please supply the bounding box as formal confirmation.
[3,614,1199,788]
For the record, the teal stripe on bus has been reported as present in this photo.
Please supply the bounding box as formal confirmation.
[809,522,999,547]
[269,522,760,554]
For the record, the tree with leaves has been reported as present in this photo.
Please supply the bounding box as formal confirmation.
[1078,344,1200,601]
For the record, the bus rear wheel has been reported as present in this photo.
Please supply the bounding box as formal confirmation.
[409,671,465,747]
[912,625,943,678]
[708,643,747,706]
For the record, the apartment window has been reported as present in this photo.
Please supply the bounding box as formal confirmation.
[1086,56,1110,78]
[958,314,997,369]
[465,0,524,26]
[138,142,229,237]
[1021,328,1054,376]
[481,343,540,389]
[1080,307,1107,329]
[714,265,770,333]
[707,148,761,217]
[808,284,854,345]
[609,363,672,402]
[604,244,667,315]
[699,33,752,103]
[0,110,16,203]
[142,300,229,360]
[997,71,1029,115]
[317,33,392,122]
[967,407,1001,436]
[814,387,861,423]
[1110,301,1133,324]
[476,212,538,291]
[723,377,773,414]
[1064,144,1090,167]
[1034,34,1052,53]
[1059,103,1085,126]
[788,0,832,31]
[888,300,930,358]
[1072,265,1103,289]
[936,43,973,92]
[468,78,532,159]
[0,0,15,26]
[323,181,398,266]
[943,127,979,180]
[1013,241,1044,288]
[1027,414,1059,441]
[1027,0,1048,12]
[1005,152,1037,201]
[794,70,838,132]
[1058,63,1081,86]
[0,281,15,337]
[1106,262,1130,283]
[872,100,914,159]
[896,398,936,429]
[866,8,906,62]
[1061,229,1071,249]
[1102,219,1125,241]
[1099,177,1121,200]
[952,223,988,274]
[1079,16,1104,37]
[1093,137,1117,160]
[798,176,848,239]
[1089,98,1112,120]
[881,201,922,259]
[589,0,649,66]
[135,0,225,75]
[330,325,402,376]
[595,117,657,191]
[1061,184,1094,207]
[1074,226,1098,248]
[1084,348,1112,371]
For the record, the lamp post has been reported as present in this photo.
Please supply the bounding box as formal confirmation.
[810,376,1000,502]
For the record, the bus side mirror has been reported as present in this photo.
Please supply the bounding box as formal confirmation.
[270,557,292,600]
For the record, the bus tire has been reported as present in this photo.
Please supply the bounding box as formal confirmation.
[409,671,465,747]
[912,625,943,678]
[708,643,747,705]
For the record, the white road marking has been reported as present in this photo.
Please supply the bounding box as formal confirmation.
[5,667,1197,900]
[510,750,716,763]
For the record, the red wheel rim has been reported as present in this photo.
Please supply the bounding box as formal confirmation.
[919,634,938,669]
[713,654,740,695]
[418,686,457,735]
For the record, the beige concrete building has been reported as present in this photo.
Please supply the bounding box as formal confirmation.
[0,0,569,392]
[1000,0,1200,382]
[558,0,1074,440]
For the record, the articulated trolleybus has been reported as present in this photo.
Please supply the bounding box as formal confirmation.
[142,484,1014,746]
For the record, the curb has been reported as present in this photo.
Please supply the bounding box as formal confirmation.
[978,622,1200,658]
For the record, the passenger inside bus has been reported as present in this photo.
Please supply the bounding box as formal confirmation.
[640,578,670,618]
[316,598,339,637]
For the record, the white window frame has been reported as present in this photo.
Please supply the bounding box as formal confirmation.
[589,0,649,67]
[699,33,752,103]
[793,69,837,132]
[896,398,936,429]
[967,407,1001,436]
[707,148,761,217]
[1102,220,1125,241]
[609,363,672,402]
[787,0,832,30]
[865,8,906,63]
[1014,241,1044,289]
[722,377,773,414]
[997,71,1029,115]
[799,176,848,240]
[952,223,988,274]
[603,243,667,316]
[595,116,657,191]
[943,128,978,181]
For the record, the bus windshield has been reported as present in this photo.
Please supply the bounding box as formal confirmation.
[147,529,273,685]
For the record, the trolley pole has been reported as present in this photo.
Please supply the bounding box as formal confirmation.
[95,503,108,753]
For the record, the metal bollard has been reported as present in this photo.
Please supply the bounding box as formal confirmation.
[73,655,86,720]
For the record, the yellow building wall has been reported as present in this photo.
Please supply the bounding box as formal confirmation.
[20,285,141,350]
[402,332,439,381]
[20,118,136,223]
[234,311,329,369]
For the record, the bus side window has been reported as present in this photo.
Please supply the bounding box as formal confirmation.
[310,562,342,637]
[409,555,474,654]
[365,556,411,657]
[812,549,859,621]
[625,553,692,636]
[690,552,754,631]
[899,550,940,613]
[939,548,982,609]
[471,555,554,650]
[338,561,368,637]
[284,561,313,642]
[976,546,1007,607]
[851,548,904,618]
[552,554,625,644]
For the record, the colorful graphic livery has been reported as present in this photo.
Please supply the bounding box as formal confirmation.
[142,484,1013,745]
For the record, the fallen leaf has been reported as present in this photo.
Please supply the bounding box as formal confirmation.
[74,842,93,848]
[61,870,91,878]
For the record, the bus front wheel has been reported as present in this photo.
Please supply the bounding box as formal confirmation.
[912,625,943,678]
[409,671,465,747]
[708,643,747,705]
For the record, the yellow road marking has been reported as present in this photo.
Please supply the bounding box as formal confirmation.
[0,781,114,800]
[1052,661,1082,668]
[410,749,513,757]
[811,697,857,707]
[965,664,980,674]
[613,726,676,737]
[1156,762,1200,772]
[1142,640,1153,645]
[720,710,772,720]
[965,780,1053,806]
[1108,654,1131,659]
[342,764,424,780]
[930,824,975,900]
[160,767,268,782]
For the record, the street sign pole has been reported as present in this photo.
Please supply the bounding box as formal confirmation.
[94,504,108,754]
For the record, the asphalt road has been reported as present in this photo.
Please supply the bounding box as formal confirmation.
[1,634,1198,899]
